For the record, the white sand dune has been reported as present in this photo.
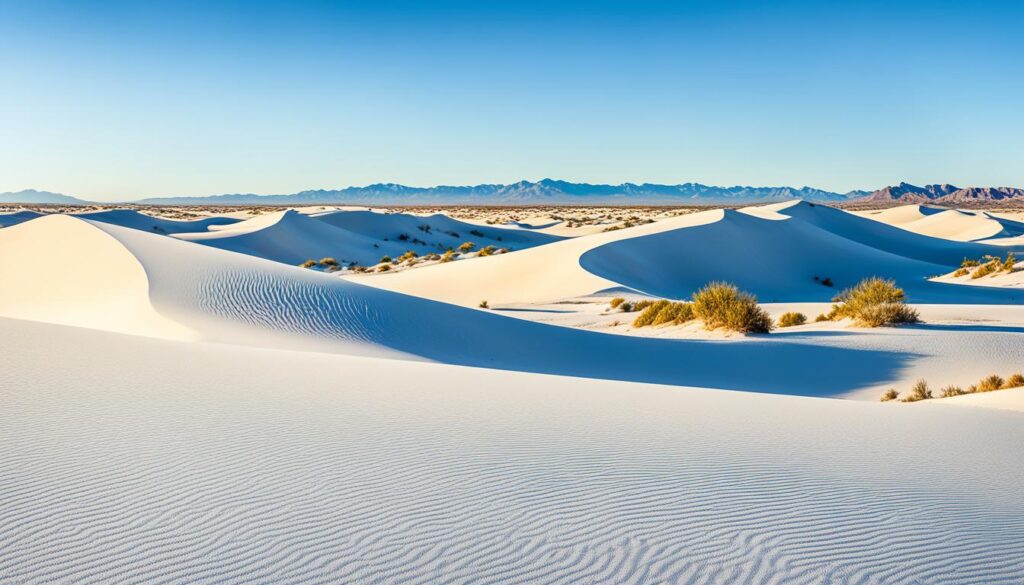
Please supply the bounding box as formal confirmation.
[73,208,242,234]
[0,213,929,396]
[2,317,1024,584]
[0,210,42,228]
[861,206,1024,242]
[175,208,561,267]
[370,201,1024,306]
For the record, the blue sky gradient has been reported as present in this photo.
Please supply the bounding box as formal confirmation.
[1,0,1022,200]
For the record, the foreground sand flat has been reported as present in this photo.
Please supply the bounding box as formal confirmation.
[2,317,1024,584]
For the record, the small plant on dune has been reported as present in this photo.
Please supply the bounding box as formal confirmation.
[477,245,498,257]
[479,300,489,309]
[633,300,671,327]
[940,385,965,398]
[960,257,980,268]
[830,277,919,327]
[1003,252,1016,272]
[777,312,807,328]
[1003,373,1024,389]
[618,301,633,312]
[814,312,832,322]
[902,379,932,402]
[377,264,391,272]
[440,250,457,263]
[299,259,317,269]
[458,241,476,253]
[691,282,773,334]
[609,297,626,309]
[976,374,1004,392]
[379,255,392,264]
[971,257,1000,279]
[631,299,655,312]
[319,257,339,266]
[880,388,899,402]
[951,267,970,277]
[652,302,695,326]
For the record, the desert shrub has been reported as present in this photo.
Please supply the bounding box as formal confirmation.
[1003,373,1024,388]
[477,245,497,257]
[425,253,441,261]
[971,257,1000,279]
[880,389,899,402]
[960,257,980,268]
[440,250,457,263]
[319,257,339,266]
[458,241,476,252]
[633,300,670,327]
[631,300,655,312]
[951,267,969,277]
[398,250,419,262]
[377,264,391,272]
[977,374,1004,392]
[379,255,392,264]
[652,302,695,326]
[609,297,626,309]
[299,259,317,269]
[479,300,489,309]
[902,379,932,402]
[691,282,773,334]
[831,277,919,327]
[1004,252,1016,272]
[618,302,633,312]
[814,312,832,322]
[940,385,965,398]
[777,312,807,328]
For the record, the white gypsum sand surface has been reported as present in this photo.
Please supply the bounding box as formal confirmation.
[1,317,1024,584]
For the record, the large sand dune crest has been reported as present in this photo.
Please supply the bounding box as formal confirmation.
[0,213,912,395]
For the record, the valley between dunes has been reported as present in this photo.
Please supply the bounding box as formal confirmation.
[2,200,1024,584]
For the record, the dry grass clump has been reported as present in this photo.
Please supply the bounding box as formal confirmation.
[478,300,489,309]
[609,297,626,309]
[901,379,932,402]
[940,385,965,398]
[880,388,899,402]
[632,301,695,328]
[777,312,807,328]
[319,257,339,266]
[457,241,476,252]
[830,277,919,327]
[377,264,391,272]
[1004,252,1017,272]
[971,258,1001,279]
[299,259,318,268]
[477,245,498,257]
[1004,373,1024,388]
[691,282,773,334]
[977,374,1005,392]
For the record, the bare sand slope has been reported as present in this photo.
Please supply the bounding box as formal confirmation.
[0,210,42,228]
[358,209,728,305]
[0,214,911,396]
[1,317,1023,584]
[73,208,242,234]
[582,205,1023,303]
[860,205,1024,242]
[370,201,1023,305]
[175,208,561,266]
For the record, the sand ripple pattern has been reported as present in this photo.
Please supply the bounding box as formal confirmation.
[2,320,1023,584]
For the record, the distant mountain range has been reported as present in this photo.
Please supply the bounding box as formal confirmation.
[854,182,1024,205]
[137,180,866,205]
[3,180,1022,206]
[0,189,92,205]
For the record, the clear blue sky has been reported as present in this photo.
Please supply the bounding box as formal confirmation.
[1,0,1022,201]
